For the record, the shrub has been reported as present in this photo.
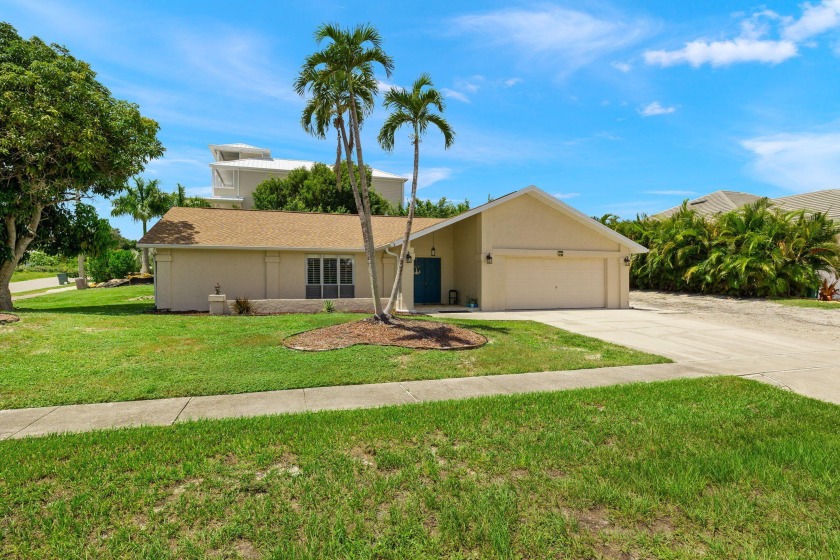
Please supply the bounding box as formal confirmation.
[323,299,336,313]
[233,297,253,315]
[108,250,140,279]
[87,249,139,283]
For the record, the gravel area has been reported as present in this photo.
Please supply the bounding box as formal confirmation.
[285,318,487,351]
[631,290,840,342]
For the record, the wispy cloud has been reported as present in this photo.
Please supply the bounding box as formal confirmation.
[553,192,581,200]
[611,61,632,72]
[645,1,840,68]
[504,77,523,87]
[403,167,454,189]
[638,101,677,116]
[451,5,654,76]
[644,190,698,196]
[741,129,840,191]
[440,88,471,103]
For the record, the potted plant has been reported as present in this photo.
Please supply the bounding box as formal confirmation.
[466,296,478,309]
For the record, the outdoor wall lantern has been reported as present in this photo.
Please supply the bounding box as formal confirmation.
[624,256,631,266]
[405,252,413,263]
[431,232,436,256]
[486,253,493,265]
[431,247,436,256]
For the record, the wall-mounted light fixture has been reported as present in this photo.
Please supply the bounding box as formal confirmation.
[431,231,436,256]
[557,250,564,257]
[405,252,413,263]
[623,256,631,266]
[486,253,493,265]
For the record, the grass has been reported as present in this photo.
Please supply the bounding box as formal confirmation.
[10,270,65,282]
[1,286,667,410]
[774,298,840,309]
[11,286,73,298]
[1,377,837,558]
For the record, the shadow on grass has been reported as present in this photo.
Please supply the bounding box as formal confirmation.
[13,303,154,316]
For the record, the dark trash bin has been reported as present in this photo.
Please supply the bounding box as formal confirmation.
[56,273,68,285]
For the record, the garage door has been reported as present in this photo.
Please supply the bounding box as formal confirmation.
[505,257,606,309]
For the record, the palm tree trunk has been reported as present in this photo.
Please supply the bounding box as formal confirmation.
[347,98,385,320]
[384,129,420,315]
[140,220,149,274]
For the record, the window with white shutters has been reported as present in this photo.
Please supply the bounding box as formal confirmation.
[305,255,354,299]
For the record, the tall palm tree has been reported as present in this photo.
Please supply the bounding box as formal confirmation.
[378,73,454,315]
[295,23,394,320]
[111,177,170,274]
[171,184,210,208]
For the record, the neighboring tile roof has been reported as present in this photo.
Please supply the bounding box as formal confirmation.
[656,188,840,221]
[773,189,840,222]
[656,190,762,218]
[139,207,444,250]
[210,157,406,180]
[210,143,264,150]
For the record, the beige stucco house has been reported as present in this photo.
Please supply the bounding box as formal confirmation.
[139,186,648,313]
[205,143,407,209]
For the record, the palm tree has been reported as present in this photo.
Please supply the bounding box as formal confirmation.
[171,184,210,208]
[295,23,394,320]
[111,177,170,274]
[378,74,454,315]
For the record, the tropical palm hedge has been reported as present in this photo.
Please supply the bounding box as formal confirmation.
[607,199,840,297]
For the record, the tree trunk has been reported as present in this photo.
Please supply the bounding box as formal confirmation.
[140,220,150,274]
[384,129,420,316]
[0,261,14,312]
[347,98,385,320]
[336,117,385,321]
[77,253,87,288]
[1,205,44,312]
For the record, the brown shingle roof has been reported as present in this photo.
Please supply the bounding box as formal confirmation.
[138,207,445,250]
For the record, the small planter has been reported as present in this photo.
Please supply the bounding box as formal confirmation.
[466,302,478,309]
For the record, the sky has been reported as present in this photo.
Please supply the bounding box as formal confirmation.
[4,0,840,239]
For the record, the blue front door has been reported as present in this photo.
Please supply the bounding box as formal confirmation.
[414,258,441,304]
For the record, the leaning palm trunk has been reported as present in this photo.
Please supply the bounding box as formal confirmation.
[347,98,385,320]
[384,130,420,315]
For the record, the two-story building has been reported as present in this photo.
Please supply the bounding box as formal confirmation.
[204,143,407,209]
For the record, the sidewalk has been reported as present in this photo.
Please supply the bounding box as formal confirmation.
[2,354,838,440]
[9,276,61,293]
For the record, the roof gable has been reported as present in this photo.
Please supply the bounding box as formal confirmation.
[396,186,648,254]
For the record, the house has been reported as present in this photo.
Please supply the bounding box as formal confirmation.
[204,143,407,209]
[139,186,648,313]
[655,188,840,221]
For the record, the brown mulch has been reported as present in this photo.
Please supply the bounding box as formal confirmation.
[285,317,487,351]
[0,313,20,325]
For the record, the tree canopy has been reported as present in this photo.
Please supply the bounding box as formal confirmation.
[0,23,163,309]
[252,163,393,214]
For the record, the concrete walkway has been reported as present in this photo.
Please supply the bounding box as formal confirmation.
[2,307,837,440]
[12,286,75,301]
[9,276,61,293]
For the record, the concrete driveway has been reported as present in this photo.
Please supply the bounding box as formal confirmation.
[435,308,840,405]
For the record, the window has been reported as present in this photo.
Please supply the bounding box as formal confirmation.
[306,255,354,299]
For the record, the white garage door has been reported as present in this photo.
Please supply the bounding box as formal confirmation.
[505,257,606,310]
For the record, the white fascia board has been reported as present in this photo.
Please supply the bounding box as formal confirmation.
[386,186,649,254]
[137,244,368,252]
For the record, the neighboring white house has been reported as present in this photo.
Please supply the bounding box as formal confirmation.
[204,143,407,209]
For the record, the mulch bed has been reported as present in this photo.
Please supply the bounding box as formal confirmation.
[285,317,487,351]
[0,313,20,325]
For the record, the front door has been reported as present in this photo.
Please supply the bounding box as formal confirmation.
[414,257,441,304]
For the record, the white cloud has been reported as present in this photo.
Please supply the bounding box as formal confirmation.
[645,38,797,67]
[440,88,471,103]
[552,192,581,200]
[644,190,698,196]
[611,61,632,72]
[638,101,677,116]
[645,1,840,68]
[451,5,653,75]
[504,77,523,87]
[783,0,840,41]
[742,130,840,191]
[403,167,454,190]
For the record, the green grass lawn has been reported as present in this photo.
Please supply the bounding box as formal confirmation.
[1,377,837,559]
[10,270,64,282]
[1,286,667,410]
[774,298,840,309]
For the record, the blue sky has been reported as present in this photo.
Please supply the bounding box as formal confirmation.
[5,0,840,239]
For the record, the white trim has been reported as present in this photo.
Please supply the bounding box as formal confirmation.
[388,186,649,254]
[137,244,368,251]
[492,248,626,258]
